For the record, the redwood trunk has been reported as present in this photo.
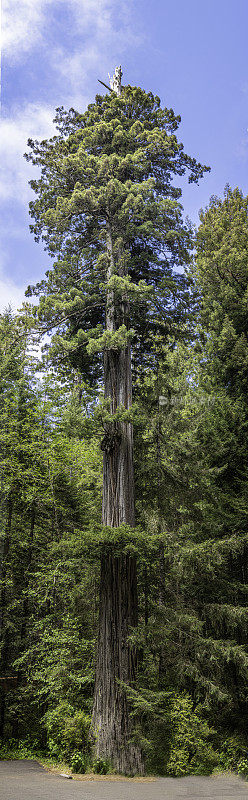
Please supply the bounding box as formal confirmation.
[102,346,134,528]
[91,225,143,774]
[92,551,142,773]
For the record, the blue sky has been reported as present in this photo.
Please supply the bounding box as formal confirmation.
[1,0,248,309]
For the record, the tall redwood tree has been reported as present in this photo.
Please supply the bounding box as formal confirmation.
[26,84,208,772]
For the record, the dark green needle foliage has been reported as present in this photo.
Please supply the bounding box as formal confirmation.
[25,86,208,378]
[131,188,248,773]
[196,186,248,397]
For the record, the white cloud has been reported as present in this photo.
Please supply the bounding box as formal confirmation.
[0,102,55,202]
[1,1,83,61]
[0,242,25,309]
[2,0,138,64]
[0,103,55,308]
[48,1,140,108]
[0,1,140,206]
[2,0,52,60]
[0,276,25,311]
[0,0,142,307]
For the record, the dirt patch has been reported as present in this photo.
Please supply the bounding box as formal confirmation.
[41,763,157,782]
[71,773,157,782]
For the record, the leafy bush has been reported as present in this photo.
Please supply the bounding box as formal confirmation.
[217,734,248,773]
[92,757,109,774]
[0,737,44,760]
[69,751,87,773]
[237,760,248,779]
[166,695,217,776]
[127,687,217,775]
[44,701,91,762]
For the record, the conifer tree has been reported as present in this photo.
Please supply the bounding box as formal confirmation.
[0,309,41,735]
[25,84,208,773]
[138,187,248,744]
[196,186,248,399]
[0,321,101,743]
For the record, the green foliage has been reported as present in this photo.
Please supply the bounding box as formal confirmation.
[3,90,248,779]
[44,701,91,762]
[217,734,248,773]
[127,687,216,776]
[69,751,87,773]
[87,325,135,355]
[237,760,248,779]
[25,87,208,381]
[0,737,44,760]
[0,312,100,743]
[196,186,248,398]
[165,695,217,776]
[92,757,109,774]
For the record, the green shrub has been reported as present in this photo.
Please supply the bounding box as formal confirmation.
[92,757,109,774]
[237,759,248,779]
[127,687,217,776]
[0,736,45,761]
[166,695,217,776]
[44,701,91,762]
[217,734,248,773]
[237,760,248,779]
[69,751,87,773]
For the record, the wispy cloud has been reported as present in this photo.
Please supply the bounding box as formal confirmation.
[0,276,25,311]
[0,242,25,309]
[2,0,52,61]
[1,1,141,203]
[2,0,139,65]
[0,0,142,310]
[2,0,110,62]
[0,102,55,305]
[0,102,55,202]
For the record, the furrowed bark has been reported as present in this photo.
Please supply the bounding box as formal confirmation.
[91,221,143,774]
[102,346,134,528]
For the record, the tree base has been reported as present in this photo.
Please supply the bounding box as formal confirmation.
[91,551,144,776]
[91,707,144,775]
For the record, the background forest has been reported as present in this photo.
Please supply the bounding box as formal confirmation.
[1,85,248,777]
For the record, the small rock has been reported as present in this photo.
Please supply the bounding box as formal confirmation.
[60,773,72,779]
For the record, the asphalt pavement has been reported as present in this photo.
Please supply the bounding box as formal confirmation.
[1,760,248,800]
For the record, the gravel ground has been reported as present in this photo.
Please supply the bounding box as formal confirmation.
[1,760,248,800]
